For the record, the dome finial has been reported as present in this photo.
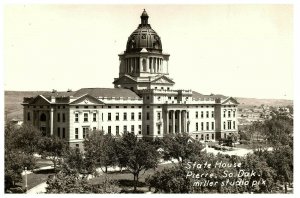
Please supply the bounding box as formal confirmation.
[140,9,149,25]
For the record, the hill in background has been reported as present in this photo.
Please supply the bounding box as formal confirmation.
[4,91,293,121]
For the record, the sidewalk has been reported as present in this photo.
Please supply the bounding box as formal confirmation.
[26,182,47,194]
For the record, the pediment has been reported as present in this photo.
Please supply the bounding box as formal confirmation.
[151,75,175,84]
[70,94,103,105]
[222,97,239,105]
[29,95,51,105]
[113,75,137,85]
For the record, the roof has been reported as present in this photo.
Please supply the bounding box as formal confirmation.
[192,91,227,100]
[73,88,141,98]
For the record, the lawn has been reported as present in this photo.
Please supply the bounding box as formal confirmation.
[89,163,175,193]
[22,169,54,190]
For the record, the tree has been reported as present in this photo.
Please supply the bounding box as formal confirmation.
[63,148,94,176]
[84,130,118,173]
[4,123,39,190]
[146,164,192,193]
[37,136,68,171]
[46,163,120,193]
[161,133,203,164]
[115,132,159,191]
[13,124,43,154]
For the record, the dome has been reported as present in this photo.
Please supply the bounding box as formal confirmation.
[126,9,162,53]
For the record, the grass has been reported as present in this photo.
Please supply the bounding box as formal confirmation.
[21,169,55,191]
[35,159,53,169]
[89,163,174,193]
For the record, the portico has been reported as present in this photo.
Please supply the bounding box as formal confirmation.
[164,109,189,134]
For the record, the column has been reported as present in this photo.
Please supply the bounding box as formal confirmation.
[166,111,169,134]
[183,111,187,132]
[146,58,149,72]
[178,110,181,133]
[50,108,54,136]
[140,57,143,72]
[172,110,175,133]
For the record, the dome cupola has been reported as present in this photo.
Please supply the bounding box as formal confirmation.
[126,9,162,53]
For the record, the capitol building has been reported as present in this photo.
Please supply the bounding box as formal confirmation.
[22,10,239,149]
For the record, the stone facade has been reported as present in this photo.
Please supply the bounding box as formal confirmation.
[22,10,238,149]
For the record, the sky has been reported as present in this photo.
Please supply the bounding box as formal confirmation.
[4,4,293,99]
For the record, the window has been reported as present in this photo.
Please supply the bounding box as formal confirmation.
[27,112,30,121]
[123,125,127,133]
[187,112,189,119]
[168,96,171,100]
[228,121,232,129]
[62,128,65,138]
[211,122,214,130]
[93,127,96,131]
[206,111,209,118]
[116,106,119,108]
[157,112,161,120]
[138,112,142,120]
[131,106,134,108]
[223,122,226,130]
[75,128,79,139]
[116,113,119,121]
[196,122,198,131]
[83,127,89,138]
[63,113,66,122]
[138,125,142,134]
[57,127,60,137]
[228,111,231,118]
[233,121,236,129]
[147,125,150,135]
[196,111,198,119]
[108,126,111,135]
[201,122,204,131]
[116,126,119,136]
[102,113,103,121]
[223,111,226,118]
[75,113,79,122]
[206,134,209,140]
[108,106,111,108]
[157,125,161,134]
[201,111,203,118]
[93,113,96,122]
[196,135,198,140]
[123,113,127,120]
[84,106,88,109]
[211,111,214,118]
[201,134,204,140]
[146,112,150,120]
[108,113,111,121]
[124,106,127,108]
[206,122,209,130]
[57,113,60,122]
[84,113,88,122]
[233,111,236,117]
[76,144,79,148]
[76,106,79,109]
[131,112,135,120]
[131,125,134,133]
[212,134,214,140]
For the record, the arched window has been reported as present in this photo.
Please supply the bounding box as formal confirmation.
[40,113,46,122]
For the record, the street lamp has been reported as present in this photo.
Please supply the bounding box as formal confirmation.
[24,167,28,192]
